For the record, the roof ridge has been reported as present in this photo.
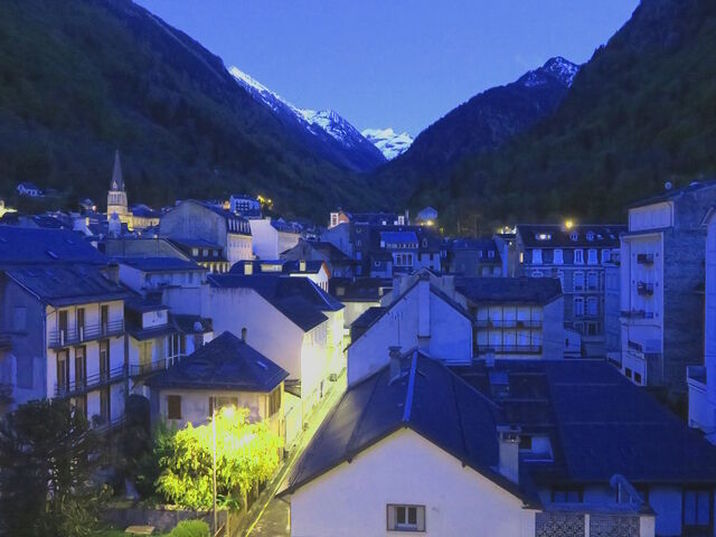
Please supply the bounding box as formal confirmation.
[402,351,418,423]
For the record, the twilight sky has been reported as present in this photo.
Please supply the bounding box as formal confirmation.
[136,0,640,136]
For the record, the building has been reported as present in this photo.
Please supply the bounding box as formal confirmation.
[106,150,131,225]
[621,181,716,392]
[330,277,392,334]
[454,277,565,360]
[116,256,207,296]
[281,351,716,536]
[159,200,253,268]
[145,331,287,439]
[231,259,331,292]
[249,217,302,260]
[604,249,622,365]
[415,205,438,226]
[281,239,357,278]
[328,210,408,230]
[16,182,43,198]
[442,237,505,277]
[516,224,624,355]
[129,204,162,230]
[228,195,261,217]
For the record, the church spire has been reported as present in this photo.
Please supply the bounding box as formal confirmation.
[110,149,124,192]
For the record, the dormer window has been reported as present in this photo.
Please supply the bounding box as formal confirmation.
[535,232,551,241]
[570,231,579,242]
[586,231,595,241]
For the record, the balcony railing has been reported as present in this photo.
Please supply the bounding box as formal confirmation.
[128,356,181,377]
[475,320,542,329]
[55,364,126,397]
[637,281,654,296]
[636,253,654,265]
[49,319,124,349]
[476,344,542,355]
[620,309,655,319]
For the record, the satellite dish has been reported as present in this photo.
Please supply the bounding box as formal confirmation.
[664,181,673,191]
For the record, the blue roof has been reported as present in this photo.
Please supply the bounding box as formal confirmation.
[0,227,108,266]
[146,331,288,392]
[118,256,204,272]
[454,360,716,485]
[4,265,131,306]
[209,274,342,331]
[284,351,533,502]
[380,230,418,244]
[456,277,562,305]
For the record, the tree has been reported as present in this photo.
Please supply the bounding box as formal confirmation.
[0,399,106,537]
[155,407,282,511]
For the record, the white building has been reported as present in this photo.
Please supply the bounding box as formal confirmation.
[249,217,301,260]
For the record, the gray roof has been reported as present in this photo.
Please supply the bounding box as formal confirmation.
[456,277,562,305]
[146,331,288,392]
[628,179,716,209]
[0,227,108,266]
[283,351,532,502]
[118,256,204,272]
[4,265,131,306]
[209,274,342,331]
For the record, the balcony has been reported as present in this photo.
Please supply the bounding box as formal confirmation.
[476,344,542,355]
[49,319,124,349]
[620,309,655,319]
[636,253,654,265]
[55,364,126,398]
[128,357,178,377]
[636,281,654,296]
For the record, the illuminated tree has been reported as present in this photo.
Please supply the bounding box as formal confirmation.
[155,407,282,510]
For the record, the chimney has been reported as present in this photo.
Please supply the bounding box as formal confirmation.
[497,425,521,484]
[417,273,430,349]
[389,346,402,382]
[299,259,306,272]
[244,262,253,276]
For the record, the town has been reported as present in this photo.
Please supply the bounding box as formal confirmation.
[2,151,716,537]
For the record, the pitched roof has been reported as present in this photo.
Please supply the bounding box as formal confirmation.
[4,265,131,306]
[118,256,204,272]
[455,277,562,305]
[517,224,624,248]
[208,274,342,331]
[146,331,288,392]
[627,179,716,209]
[284,351,532,502]
[329,277,392,302]
[0,227,108,266]
[454,360,716,485]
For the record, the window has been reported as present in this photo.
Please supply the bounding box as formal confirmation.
[570,231,579,242]
[574,271,585,291]
[58,310,68,343]
[387,504,425,532]
[574,249,584,264]
[634,372,642,384]
[74,346,86,389]
[586,297,598,316]
[587,249,598,265]
[532,249,543,265]
[625,368,632,379]
[552,489,582,503]
[100,387,111,422]
[587,271,598,290]
[586,231,595,241]
[553,249,564,265]
[268,387,281,416]
[574,297,585,317]
[488,250,495,259]
[167,395,182,420]
[601,249,611,264]
[684,489,712,529]
[76,307,85,339]
[100,305,109,334]
[56,350,70,392]
[99,340,110,381]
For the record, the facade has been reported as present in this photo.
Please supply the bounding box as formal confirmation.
[621,182,716,392]
[160,200,253,268]
[604,249,622,365]
[442,237,505,277]
[249,217,301,260]
[516,224,624,355]
[117,257,207,296]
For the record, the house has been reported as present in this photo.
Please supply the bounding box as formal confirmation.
[454,276,565,360]
[231,259,331,292]
[228,194,262,217]
[515,224,624,356]
[281,239,357,278]
[16,181,43,198]
[160,200,253,268]
[282,352,705,537]
[116,256,207,296]
[328,210,408,229]
[621,181,716,392]
[347,272,473,385]
[330,277,392,332]
[442,237,505,277]
[145,331,287,440]
[204,274,344,442]
[249,217,301,260]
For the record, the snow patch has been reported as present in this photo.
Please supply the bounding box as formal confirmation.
[362,128,414,160]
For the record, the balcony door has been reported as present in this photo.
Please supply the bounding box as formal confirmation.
[99,340,110,381]
[100,305,109,336]
[58,310,68,346]
[74,346,86,391]
[76,308,85,341]
[56,350,69,394]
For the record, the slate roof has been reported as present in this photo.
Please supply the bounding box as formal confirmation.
[380,230,419,245]
[4,265,131,306]
[173,314,213,334]
[209,274,342,331]
[146,331,288,392]
[118,256,204,272]
[350,306,387,340]
[0,227,108,266]
[329,277,392,302]
[281,240,355,264]
[283,351,533,502]
[455,277,562,305]
[517,224,625,248]
[454,360,716,486]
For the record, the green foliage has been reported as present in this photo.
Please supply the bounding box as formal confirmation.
[0,399,108,537]
[155,407,281,511]
[168,520,210,537]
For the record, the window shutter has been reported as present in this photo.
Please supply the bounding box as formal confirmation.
[417,506,426,531]
[387,505,396,530]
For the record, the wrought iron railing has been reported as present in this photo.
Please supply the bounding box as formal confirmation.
[476,344,542,355]
[55,364,126,397]
[475,320,542,329]
[49,320,124,349]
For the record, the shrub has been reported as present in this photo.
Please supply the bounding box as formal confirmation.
[169,519,210,537]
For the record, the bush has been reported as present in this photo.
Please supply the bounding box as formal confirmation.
[169,519,209,537]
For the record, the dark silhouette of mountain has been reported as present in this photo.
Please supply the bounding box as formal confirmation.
[0,0,376,217]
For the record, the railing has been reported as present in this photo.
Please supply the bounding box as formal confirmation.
[49,319,124,349]
[636,253,654,265]
[475,320,542,329]
[476,344,542,355]
[620,310,655,319]
[55,364,127,397]
[637,282,654,296]
[128,357,177,377]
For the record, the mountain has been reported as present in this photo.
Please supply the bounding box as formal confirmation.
[361,128,413,160]
[0,0,378,218]
[375,56,579,190]
[406,0,716,231]
[229,67,385,172]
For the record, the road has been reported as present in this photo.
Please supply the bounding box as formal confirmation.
[240,373,346,537]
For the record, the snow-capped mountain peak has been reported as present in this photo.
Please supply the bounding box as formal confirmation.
[519,56,580,88]
[362,128,413,160]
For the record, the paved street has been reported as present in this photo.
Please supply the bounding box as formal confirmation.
[240,373,347,537]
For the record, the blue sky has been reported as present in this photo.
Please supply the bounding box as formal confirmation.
[136,0,640,136]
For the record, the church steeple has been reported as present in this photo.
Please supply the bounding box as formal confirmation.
[110,149,125,192]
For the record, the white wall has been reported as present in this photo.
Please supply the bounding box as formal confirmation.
[249,218,279,259]
[289,429,536,537]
